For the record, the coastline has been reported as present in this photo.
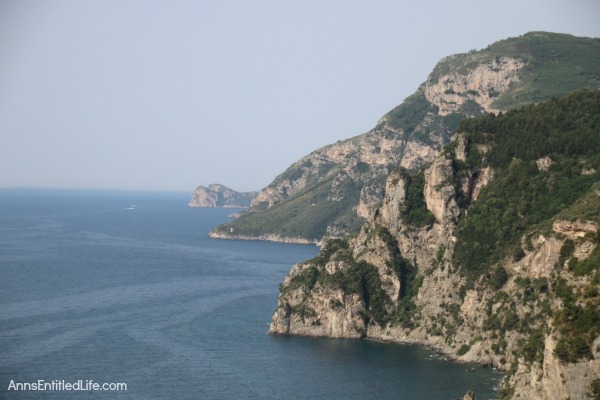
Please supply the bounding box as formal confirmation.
[208,230,321,246]
[268,328,503,371]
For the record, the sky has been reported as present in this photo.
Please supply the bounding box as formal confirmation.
[1,0,599,193]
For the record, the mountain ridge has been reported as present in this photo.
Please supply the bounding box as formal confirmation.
[210,31,600,244]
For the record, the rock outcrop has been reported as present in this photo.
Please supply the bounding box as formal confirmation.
[188,184,257,208]
[552,220,598,240]
[424,56,525,115]
[463,389,476,400]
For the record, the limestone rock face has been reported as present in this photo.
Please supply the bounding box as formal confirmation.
[423,157,460,226]
[356,181,386,219]
[552,219,598,239]
[188,184,257,208]
[424,56,525,115]
[471,166,493,202]
[268,262,367,338]
[536,156,553,171]
[399,139,438,170]
[379,171,408,235]
[189,187,219,208]
[379,156,459,270]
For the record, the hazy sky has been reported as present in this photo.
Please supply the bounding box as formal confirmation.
[1,0,599,192]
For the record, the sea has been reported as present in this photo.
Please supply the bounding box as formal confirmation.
[0,188,502,399]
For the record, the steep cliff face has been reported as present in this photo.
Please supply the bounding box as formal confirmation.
[188,184,257,208]
[269,154,464,342]
[211,32,600,244]
[270,91,600,399]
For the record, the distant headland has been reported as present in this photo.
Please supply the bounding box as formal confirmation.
[188,183,257,208]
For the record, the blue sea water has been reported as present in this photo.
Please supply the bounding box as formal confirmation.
[0,188,502,399]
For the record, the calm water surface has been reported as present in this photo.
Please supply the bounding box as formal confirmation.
[0,188,502,399]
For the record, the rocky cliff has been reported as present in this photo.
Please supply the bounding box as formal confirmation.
[211,32,600,244]
[270,90,600,399]
[188,184,257,208]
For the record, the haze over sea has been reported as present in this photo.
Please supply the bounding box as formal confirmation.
[0,188,502,399]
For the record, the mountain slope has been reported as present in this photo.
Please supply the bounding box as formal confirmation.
[270,90,600,400]
[211,32,600,243]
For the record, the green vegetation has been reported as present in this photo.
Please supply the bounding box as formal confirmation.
[374,225,423,328]
[456,344,471,356]
[310,238,350,267]
[398,169,436,227]
[559,239,576,267]
[489,266,508,290]
[556,182,600,228]
[384,91,438,135]
[459,100,484,117]
[383,90,466,147]
[452,89,600,284]
[591,379,600,400]
[491,32,600,109]
[520,328,545,363]
[319,258,392,326]
[497,382,516,400]
[553,278,600,363]
[569,239,600,276]
[282,264,320,294]
[458,90,600,167]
